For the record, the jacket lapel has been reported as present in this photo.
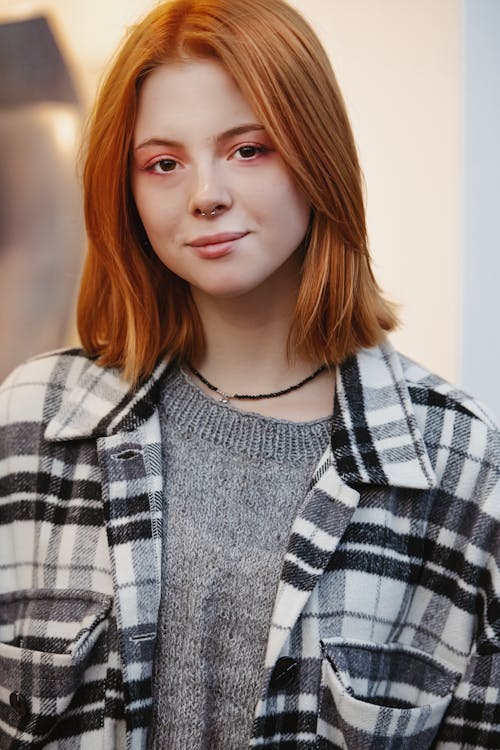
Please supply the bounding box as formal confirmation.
[264,341,437,670]
[96,418,163,730]
[44,354,169,734]
[263,449,359,668]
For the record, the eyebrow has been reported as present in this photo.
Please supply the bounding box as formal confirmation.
[134,122,266,151]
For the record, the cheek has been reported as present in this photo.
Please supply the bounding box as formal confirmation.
[134,190,176,239]
[132,181,151,233]
[255,163,309,222]
[270,181,310,244]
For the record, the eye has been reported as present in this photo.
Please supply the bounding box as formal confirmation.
[149,158,178,174]
[234,144,269,160]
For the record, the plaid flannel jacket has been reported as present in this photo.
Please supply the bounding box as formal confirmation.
[0,341,499,750]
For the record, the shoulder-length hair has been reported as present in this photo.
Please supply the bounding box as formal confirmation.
[78,0,397,384]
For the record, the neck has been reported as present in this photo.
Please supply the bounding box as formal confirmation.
[188,280,335,421]
[191,279,301,387]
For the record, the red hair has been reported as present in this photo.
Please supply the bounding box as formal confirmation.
[78,0,397,384]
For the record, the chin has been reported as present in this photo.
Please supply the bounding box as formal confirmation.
[197,285,257,300]
[190,273,265,300]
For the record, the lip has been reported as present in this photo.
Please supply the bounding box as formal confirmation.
[187,231,248,260]
[188,231,248,247]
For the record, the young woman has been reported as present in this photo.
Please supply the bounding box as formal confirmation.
[1,0,499,748]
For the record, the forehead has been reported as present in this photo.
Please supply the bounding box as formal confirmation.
[133,59,258,142]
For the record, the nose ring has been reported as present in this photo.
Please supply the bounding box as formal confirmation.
[200,208,218,217]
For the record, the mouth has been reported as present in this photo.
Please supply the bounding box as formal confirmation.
[188,231,248,247]
[188,231,248,259]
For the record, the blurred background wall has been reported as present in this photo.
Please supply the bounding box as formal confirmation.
[461,0,500,422]
[0,10,84,381]
[0,0,498,419]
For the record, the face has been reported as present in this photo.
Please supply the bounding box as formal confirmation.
[130,58,311,302]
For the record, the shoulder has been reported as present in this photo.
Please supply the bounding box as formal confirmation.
[397,350,499,476]
[1,348,170,442]
[0,348,105,429]
[400,352,497,429]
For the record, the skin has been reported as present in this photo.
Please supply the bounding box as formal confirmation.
[131,58,334,420]
[131,58,311,302]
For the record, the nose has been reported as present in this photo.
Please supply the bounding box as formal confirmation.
[188,161,232,218]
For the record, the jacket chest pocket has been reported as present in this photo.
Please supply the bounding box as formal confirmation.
[316,638,460,750]
[0,589,113,749]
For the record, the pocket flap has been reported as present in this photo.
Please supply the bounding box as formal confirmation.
[317,638,461,749]
[321,637,460,708]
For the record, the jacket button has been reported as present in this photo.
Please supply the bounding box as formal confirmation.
[9,691,29,719]
[269,657,298,691]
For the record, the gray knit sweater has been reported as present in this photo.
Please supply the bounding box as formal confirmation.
[148,367,332,749]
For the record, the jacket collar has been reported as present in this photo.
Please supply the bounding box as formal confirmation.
[331,342,435,489]
[45,341,435,490]
[44,355,170,442]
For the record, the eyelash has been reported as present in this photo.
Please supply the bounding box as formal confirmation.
[234,144,269,160]
[145,144,270,174]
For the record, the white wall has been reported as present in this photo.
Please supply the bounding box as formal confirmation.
[462,0,500,422]
[1,0,463,386]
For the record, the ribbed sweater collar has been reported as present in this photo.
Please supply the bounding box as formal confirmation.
[161,367,333,464]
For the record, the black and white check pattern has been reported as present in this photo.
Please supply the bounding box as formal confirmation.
[0,341,499,749]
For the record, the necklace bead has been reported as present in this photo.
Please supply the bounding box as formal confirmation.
[189,364,328,402]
